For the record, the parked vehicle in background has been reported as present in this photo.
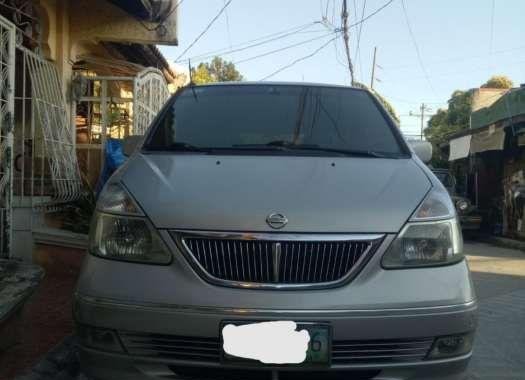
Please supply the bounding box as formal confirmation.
[432,168,482,231]
[75,83,477,380]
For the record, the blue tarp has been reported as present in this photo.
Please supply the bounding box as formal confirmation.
[95,139,126,195]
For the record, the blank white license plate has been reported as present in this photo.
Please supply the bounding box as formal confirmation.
[221,321,330,365]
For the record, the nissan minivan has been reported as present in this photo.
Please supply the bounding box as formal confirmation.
[75,83,477,380]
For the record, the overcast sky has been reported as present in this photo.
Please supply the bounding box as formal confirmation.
[159,0,525,136]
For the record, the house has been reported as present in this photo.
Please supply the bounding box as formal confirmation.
[0,0,184,261]
[446,85,525,238]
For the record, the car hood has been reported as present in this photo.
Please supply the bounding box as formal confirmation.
[122,154,431,233]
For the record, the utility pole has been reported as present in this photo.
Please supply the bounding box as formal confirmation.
[341,0,355,85]
[370,46,377,89]
[409,103,433,140]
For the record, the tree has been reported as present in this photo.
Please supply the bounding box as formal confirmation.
[374,92,400,124]
[424,89,473,167]
[191,57,244,84]
[481,75,514,89]
[424,75,513,167]
[353,82,400,123]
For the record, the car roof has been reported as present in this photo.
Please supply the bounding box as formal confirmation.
[193,81,368,92]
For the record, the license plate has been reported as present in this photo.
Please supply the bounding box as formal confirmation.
[220,321,331,366]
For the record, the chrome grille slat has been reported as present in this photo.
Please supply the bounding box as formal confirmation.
[178,234,380,287]
[120,331,431,365]
[319,243,327,282]
[333,347,429,354]
[332,337,433,364]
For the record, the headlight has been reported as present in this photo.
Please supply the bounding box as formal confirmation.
[89,182,171,264]
[382,189,463,268]
[456,199,469,212]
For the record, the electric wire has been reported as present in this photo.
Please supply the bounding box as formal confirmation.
[224,0,233,50]
[348,0,395,28]
[489,0,496,70]
[175,0,233,61]
[235,31,339,65]
[354,0,368,81]
[260,35,340,81]
[400,0,436,96]
[177,22,321,63]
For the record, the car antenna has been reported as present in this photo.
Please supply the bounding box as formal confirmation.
[188,59,198,102]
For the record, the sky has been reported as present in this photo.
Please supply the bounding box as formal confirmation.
[159,0,525,137]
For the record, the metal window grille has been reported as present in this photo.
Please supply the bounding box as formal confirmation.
[12,46,82,208]
[0,15,15,257]
[73,73,135,186]
[74,68,169,187]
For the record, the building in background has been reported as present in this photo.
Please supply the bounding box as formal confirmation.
[0,0,184,260]
[445,85,525,238]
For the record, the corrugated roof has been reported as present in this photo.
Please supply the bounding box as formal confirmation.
[471,87,525,129]
[104,42,177,83]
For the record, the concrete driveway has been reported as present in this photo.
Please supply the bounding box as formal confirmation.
[466,241,525,380]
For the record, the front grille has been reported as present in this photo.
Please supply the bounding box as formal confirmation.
[168,366,380,380]
[332,337,433,364]
[119,331,221,362]
[177,234,381,287]
[119,331,433,366]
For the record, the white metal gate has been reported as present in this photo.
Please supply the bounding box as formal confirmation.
[0,15,15,257]
[133,68,169,135]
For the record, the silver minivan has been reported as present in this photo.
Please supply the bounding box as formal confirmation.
[75,83,477,380]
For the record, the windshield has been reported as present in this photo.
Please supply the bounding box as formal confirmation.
[145,84,407,157]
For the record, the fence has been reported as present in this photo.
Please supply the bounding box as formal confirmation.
[0,14,15,257]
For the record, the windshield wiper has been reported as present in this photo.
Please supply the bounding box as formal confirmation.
[232,140,319,149]
[232,141,403,158]
[293,147,405,158]
[147,142,211,153]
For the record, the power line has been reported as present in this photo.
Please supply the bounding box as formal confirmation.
[352,0,359,26]
[348,0,395,28]
[260,35,340,81]
[333,37,348,68]
[400,0,436,96]
[224,0,233,50]
[333,0,339,26]
[386,57,525,81]
[380,94,447,105]
[180,0,393,65]
[382,44,525,70]
[234,31,338,65]
[175,0,233,61]
[354,0,367,81]
[408,103,434,139]
[489,0,495,70]
[178,22,321,63]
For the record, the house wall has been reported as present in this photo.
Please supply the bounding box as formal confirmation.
[9,0,177,261]
[38,0,178,100]
[69,0,178,47]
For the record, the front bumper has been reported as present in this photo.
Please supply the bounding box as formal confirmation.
[74,294,477,380]
[459,215,482,231]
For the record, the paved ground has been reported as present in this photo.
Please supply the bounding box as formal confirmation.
[465,241,525,380]
[0,247,83,380]
[5,240,525,380]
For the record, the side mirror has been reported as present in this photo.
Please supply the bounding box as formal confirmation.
[122,135,144,157]
[409,141,433,163]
